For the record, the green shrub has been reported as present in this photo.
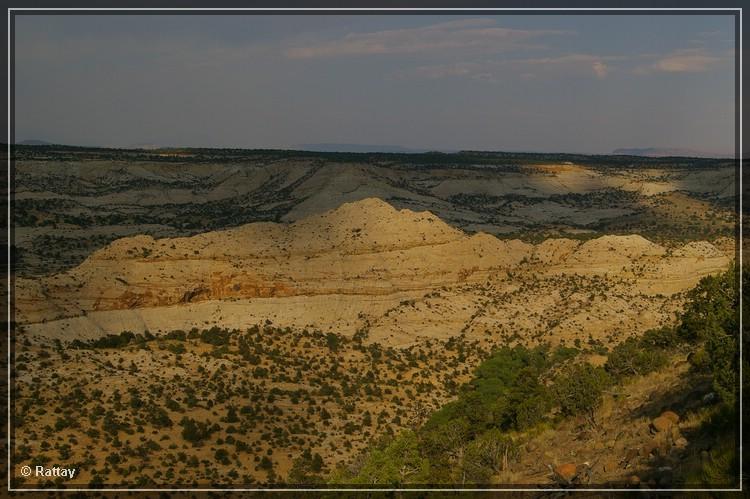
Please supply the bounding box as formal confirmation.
[679,266,739,406]
[288,449,325,484]
[200,326,231,346]
[349,430,430,485]
[179,417,214,444]
[553,363,611,423]
[166,342,186,355]
[606,337,667,380]
[214,449,230,465]
[461,429,518,484]
[639,326,679,349]
[678,270,736,342]
[706,328,737,406]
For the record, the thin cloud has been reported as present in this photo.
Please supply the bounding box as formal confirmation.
[401,53,613,82]
[638,49,729,73]
[404,45,733,82]
[592,61,608,79]
[284,18,571,59]
[409,62,486,80]
[519,53,613,79]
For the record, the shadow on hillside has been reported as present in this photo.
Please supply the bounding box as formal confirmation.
[609,368,738,489]
[625,369,713,424]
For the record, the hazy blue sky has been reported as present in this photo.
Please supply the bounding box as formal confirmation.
[14,14,735,154]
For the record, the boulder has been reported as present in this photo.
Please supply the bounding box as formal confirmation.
[670,426,683,442]
[660,410,680,424]
[553,463,578,483]
[651,416,673,433]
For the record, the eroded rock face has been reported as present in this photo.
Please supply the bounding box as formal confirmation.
[15,199,534,322]
[14,198,732,345]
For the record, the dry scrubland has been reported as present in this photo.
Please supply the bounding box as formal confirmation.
[9,147,738,488]
[14,324,492,485]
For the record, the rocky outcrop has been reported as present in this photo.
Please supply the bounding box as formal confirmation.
[651,416,675,433]
[651,410,681,433]
[552,462,578,483]
[14,198,731,326]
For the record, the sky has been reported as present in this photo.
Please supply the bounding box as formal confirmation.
[13,14,736,154]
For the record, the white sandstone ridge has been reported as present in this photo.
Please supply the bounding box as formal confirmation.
[14,198,526,323]
[14,198,731,325]
[92,198,466,260]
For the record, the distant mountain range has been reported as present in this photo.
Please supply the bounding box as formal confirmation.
[125,143,164,150]
[294,143,448,154]
[17,140,178,150]
[612,147,732,158]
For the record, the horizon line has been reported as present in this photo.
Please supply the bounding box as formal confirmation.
[7,141,736,160]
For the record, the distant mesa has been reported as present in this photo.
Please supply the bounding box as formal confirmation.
[295,143,440,154]
[612,147,731,159]
[17,139,54,146]
[126,143,164,150]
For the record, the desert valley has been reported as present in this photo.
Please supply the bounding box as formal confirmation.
[9,146,741,488]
